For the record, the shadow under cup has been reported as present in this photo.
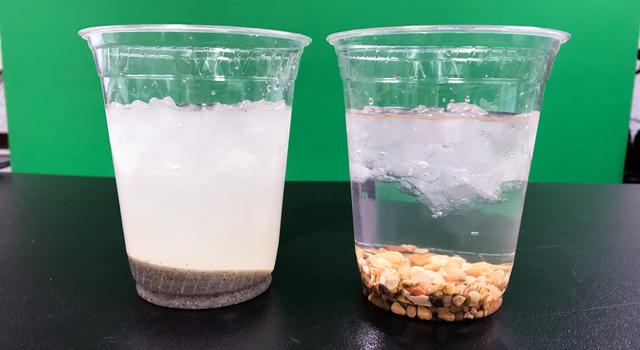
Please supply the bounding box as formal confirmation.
[328,25,569,321]
[80,25,310,309]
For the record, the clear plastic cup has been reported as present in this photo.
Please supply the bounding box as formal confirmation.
[80,25,310,309]
[328,25,569,321]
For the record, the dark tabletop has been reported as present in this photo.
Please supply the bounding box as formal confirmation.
[1,174,640,349]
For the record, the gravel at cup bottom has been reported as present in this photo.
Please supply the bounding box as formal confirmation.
[356,244,511,321]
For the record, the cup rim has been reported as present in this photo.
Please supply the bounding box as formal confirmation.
[327,25,570,46]
[79,24,312,46]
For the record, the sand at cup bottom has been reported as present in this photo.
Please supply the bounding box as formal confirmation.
[347,104,538,319]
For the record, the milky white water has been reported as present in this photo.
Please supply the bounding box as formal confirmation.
[106,97,291,271]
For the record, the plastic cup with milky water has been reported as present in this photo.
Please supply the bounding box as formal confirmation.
[80,25,310,308]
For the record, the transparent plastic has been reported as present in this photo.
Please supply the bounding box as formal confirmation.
[328,25,568,321]
[81,25,310,309]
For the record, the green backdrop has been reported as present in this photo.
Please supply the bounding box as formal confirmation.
[0,0,638,182]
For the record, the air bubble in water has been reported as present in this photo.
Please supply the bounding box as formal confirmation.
[464,95,471,103]
[470,231,479,236]
[210,90,216,96]
[368,97,374,105]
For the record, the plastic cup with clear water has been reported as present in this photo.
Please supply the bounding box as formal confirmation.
[80,25,310,309]
[328,25,569,321]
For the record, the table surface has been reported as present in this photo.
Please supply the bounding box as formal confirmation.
[1,174,640,349]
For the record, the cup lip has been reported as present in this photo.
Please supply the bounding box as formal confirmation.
[327,25,570,46]
[78,24,312,46]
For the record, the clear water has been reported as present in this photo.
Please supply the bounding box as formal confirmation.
[347,104,539,265]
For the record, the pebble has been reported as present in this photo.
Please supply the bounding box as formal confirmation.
[444,273,464,282]
[377,251,408,265]
[397,296,411,304]
[398,266,413,280]
[442,284,457,295]
[487,284,502,299]
[401,244,417,252]
[406,286,426,296]
[438,310,456,321]
[361,263,370,275]
[361,273,371,287]
[406,305,417,318]
[429,255,449,266]
[468,291,481,304]
[465,262,491,277]
[450,256,466,266]
[368,294,390,311]
[417,306,432,320]
[484,297,503,316]
[407,295,431,306]
[464,276,477,283]
[391,302,406,316]
[409,254,430,266]
[410,266,445,285]
[431,296,444,307]
[369,256,392,268]
[379,270,400,293]
[452,295,466,307]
